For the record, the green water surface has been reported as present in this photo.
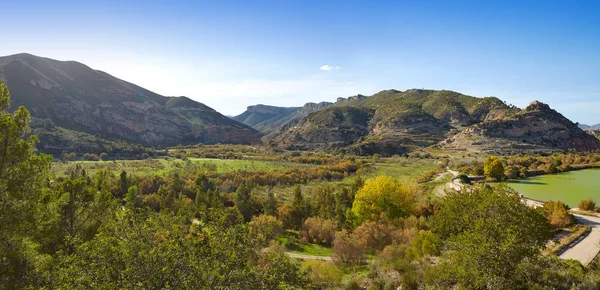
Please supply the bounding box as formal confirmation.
[509,169,600,208]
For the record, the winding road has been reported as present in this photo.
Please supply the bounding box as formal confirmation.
[559,214,600,266]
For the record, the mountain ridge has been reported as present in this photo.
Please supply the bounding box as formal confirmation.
[0,53,260,153]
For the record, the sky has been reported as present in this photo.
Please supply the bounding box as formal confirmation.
[0,0,599,123]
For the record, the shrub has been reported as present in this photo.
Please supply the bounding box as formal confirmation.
[333,230,365,266]
[301,217,337,246]
[352,220,397,253]
[83,153,100,161]
[457,173,471,184]
[542,200,574,228]
[278,204,295,230]
[99,152,108,161]
[301,260,343,287]
[578,199,596,211]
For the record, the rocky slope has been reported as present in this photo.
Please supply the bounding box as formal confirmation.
[274,89,518,154]
[440,101,600,152]
[0,53,259,152]
[233,101,332,139]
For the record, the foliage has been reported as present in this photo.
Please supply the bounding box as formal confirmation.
[0,80,52,288]
[484,156,504,181]
[407,230,441,259]
[578,199,596,211]
[332,230,365,266]
[352,220,397,253]
[431,185,553,289]
[301,260,343,288]
[541,200,574,228]
[351,176,416,224]
[301,217,337,246]
[249,215,283,246]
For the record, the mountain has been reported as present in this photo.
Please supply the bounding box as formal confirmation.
[0,53,259,154]
[579,123,600,130]
[440,101,600,153]
[273,89,600,155]
[233,101,332,139]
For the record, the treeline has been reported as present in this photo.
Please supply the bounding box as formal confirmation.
[453,152,600,180]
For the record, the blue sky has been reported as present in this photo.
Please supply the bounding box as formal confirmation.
[1,0,599,123]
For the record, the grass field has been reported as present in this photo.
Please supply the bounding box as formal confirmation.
[52,157,314,178]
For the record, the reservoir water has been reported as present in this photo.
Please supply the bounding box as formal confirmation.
[509,169,600,208]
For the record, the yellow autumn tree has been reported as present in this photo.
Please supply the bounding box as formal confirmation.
[351,175,416,224]
[484,156,505,181]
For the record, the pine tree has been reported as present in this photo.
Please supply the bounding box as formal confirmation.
[264,188,278,216]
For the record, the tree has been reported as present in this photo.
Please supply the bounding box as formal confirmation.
[431,185,553,289]
[351,176,416,224]
[125,185,142,209]
[290,185,307,229]
[0,80,52,288]
[235,184,254,222]
[248,214,283,246]
[484,156,504,181]
[301,217,337,246]
[407,230,441,259]
[335,187,352,228]
[263,188,278,216]
[117,170,129,200]
[99,152,108,161]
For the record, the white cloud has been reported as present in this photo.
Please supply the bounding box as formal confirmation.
[320,64,340,71]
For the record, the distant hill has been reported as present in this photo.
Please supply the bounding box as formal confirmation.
[233,101,332,139]
[440,101,600,153]
[272,89,600,155]
[0,53,259,154]
[579,123,600,130]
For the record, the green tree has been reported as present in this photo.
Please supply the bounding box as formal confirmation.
[263,188,278,216]
[431,185,553,289]
[484,156,504,181]
[125,185,142,209]
[51,210,312,289]
[335,187,352,228]
[0,80,52,288]
[235,184,254,222]
[290,185,307,229]
[407,230,441,259]
[351,176,416,224]
[117,170,129,200]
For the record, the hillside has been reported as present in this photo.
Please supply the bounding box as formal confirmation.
[274,89,518,154]
[0,53,259,153]
[273,89,600,155]
[233,101,332,139]
[439,101,600,152]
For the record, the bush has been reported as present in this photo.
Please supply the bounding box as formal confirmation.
[578,199,596,211]
[99,152,108,161]
[301,260,343,287]
[457,173,471,184]
[352,220,397,253]
[301,217,337,246]
[542,200,574,228]
[83,153,100,161]
[333,230,365,266]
